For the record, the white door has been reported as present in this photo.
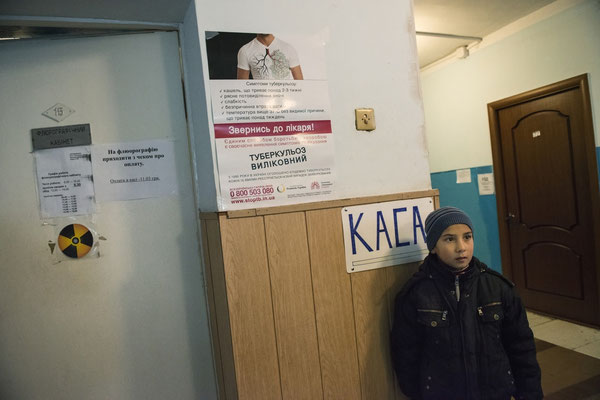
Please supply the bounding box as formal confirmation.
[0,32,217,400]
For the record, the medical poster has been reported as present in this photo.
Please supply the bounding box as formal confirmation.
[34,146,95,218]
[205,30,336,210]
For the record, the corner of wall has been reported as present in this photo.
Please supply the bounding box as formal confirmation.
[181,0,219,212]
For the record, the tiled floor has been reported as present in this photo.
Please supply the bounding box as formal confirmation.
[528,310,600,359]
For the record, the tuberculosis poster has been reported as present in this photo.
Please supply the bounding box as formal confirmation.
[205,31,335,210]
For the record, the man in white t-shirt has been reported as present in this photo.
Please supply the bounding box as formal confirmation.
[237,34,303,80]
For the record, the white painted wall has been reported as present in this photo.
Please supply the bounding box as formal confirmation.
[181,1,219,211]
[184,0,431,211]
[421,0,600,173]
[0,32,217,399]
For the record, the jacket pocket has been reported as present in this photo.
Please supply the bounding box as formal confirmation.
[477,300,512,391]
[417,309,452,358]
[477,302,504,322]
[417,309,449,328]
[477,301,506,355]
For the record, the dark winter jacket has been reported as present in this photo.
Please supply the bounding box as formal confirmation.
[390,255,543,400]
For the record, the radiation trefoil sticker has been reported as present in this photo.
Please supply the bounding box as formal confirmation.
[49,218,101,262]
[58,223,94,258]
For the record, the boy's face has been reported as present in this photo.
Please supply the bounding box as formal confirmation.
[431,224,473,270]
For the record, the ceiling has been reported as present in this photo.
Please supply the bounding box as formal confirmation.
[414,0,556,67]
[0,0,557,68]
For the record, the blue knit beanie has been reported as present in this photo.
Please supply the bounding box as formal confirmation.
[425,207,473,251]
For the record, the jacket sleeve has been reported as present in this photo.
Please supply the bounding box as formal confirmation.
[390,289,423,400]
[501,287,543,400]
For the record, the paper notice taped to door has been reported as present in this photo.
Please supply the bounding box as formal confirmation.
[34,146,95,218]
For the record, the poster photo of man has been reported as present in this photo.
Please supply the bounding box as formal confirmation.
[205,30,326,80]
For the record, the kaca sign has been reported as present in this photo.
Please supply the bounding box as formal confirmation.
[341,197,434,273]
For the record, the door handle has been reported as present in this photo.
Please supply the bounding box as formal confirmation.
[505,213,516,222]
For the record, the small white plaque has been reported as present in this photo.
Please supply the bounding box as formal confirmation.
[42,103,75,122]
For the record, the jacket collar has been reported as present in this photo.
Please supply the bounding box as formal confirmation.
[421,254,481,283]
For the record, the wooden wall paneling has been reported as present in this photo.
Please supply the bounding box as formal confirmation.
[389,196,433,399]
[351,268,397,399]
[254,190,439,217]
[306,208,362,399]
[219,214,282,400]
[200,220,226,400]
[385,262,421,400]
[385,262,421,327]
[434,196,440,209]
[264,212,323,399]
[205,218,238,400]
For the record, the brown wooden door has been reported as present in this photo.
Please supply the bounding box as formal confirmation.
[488,75,600,326]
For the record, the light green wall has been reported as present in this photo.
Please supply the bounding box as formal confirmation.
[422,0,600,173]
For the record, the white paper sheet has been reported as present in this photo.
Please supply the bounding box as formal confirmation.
[91,139,178,202]
[478,173,495,195]
[456,168,472,184]
[35,146,95,218]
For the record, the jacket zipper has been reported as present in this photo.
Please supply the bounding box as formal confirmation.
[454,275,460,302]
[477,301,502,316]
[483,301,502,307]
[455,274,469,398]
[417,309,448,321]
[432,272,468,398]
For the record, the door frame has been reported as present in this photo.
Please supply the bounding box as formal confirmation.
[487,74,600,291]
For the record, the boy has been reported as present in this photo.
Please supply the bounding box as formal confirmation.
[390,207,542,400]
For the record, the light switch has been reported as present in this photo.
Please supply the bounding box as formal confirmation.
[355,108,375,131]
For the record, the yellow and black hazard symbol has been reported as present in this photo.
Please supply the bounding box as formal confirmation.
[58,224,94,259]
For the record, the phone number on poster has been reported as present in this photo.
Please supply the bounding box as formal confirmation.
[230,187,275,198]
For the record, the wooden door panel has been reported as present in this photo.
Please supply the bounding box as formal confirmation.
[489,75,600,326]
[512,111,578,229]
[523,243,583,299]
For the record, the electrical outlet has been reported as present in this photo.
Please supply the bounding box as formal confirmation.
[355,108,375,131]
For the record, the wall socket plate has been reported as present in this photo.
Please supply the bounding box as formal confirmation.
[355,108,375,131]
